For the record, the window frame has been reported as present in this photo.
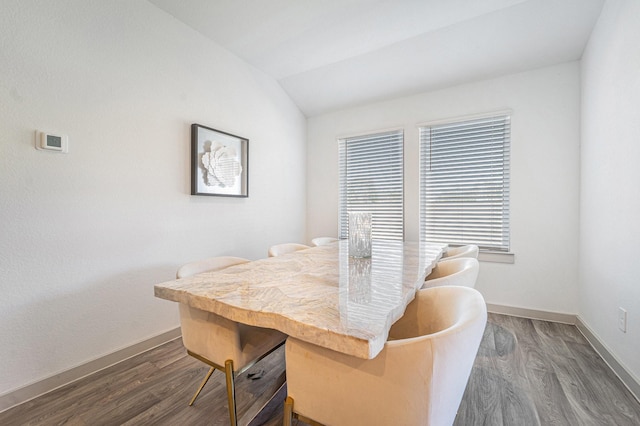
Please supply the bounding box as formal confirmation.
[338,128,404,241]
[418,112,512,259]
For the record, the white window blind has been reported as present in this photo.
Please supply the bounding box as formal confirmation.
[339,130,404,241]
[419,114,510,252]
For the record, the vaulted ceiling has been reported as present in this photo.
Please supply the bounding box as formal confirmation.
[149,0,604,117]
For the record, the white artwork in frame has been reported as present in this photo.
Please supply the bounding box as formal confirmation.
[191,124,249,197]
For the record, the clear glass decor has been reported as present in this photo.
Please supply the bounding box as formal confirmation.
[348,212,372,258]
[349,257,372,303]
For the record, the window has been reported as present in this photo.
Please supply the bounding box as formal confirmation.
[339,129,404,240]
[419,114,510,252]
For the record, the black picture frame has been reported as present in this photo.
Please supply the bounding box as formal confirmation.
[191,123,249,197]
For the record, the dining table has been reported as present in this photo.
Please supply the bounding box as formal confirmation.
[154,239,446,360]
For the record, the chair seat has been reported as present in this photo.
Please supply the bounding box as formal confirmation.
[180,304,286,370]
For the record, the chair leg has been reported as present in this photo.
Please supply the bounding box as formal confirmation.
[283,396,294,426]
[225,359,238,426]
[188,366,215,406]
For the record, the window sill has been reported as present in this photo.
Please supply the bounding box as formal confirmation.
[478,251,515,264]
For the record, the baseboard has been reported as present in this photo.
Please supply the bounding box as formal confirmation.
[575,317,640,403]
[486,303,577,324]
[0,327,182,413]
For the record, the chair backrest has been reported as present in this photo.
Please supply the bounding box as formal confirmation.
[311,237,338,247]
[267,243,310,257]
[176,256,249,364]
[176,256,250,279]
[423,257,479,288]
[442,244,479,260]
[285,286,487,426]
[387,286,487,425]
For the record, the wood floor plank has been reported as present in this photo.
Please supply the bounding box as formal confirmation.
[525,366,581,425]
[454,365,505,425]
[455,320,504,425]
[563,340,640,425]
[2,315,639,425]
[489,315,541,424]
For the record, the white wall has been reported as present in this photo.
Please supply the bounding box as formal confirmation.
[580,0,640,382]
[307,62,581,313]
[0,0,306,396]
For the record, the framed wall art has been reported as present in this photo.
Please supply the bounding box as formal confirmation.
[191,123,249,197]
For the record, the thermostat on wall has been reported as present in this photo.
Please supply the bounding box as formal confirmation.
[35,131,69,153]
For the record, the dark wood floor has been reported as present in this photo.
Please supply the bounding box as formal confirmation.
[2,313,639,425]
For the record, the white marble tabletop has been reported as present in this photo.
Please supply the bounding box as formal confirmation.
[154,240,446,359]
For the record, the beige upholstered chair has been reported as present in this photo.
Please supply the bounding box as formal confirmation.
[176,256,287,425]
[283,286,487,426]
[267,243,311,257]
[311,237,339,246]
[442,244,479,260]
[423,257,480,288]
